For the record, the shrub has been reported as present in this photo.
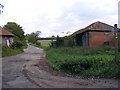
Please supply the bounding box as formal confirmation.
[36,41,41,46]
[2,46,23,57]
[59,60,91,74]
[12,40,24,48]
[63,39,76,47]
[50,36,63,47]
[50,41,56,47]
[56,36,63,47]
[45,46,119,78]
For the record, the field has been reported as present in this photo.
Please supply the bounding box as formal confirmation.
[45,46,120,78]
[38,40,52,47]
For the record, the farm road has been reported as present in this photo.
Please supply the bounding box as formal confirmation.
[2,45,118,88]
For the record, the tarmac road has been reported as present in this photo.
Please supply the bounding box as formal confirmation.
[2,45,118,88]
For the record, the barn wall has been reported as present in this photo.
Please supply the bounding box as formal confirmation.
[88,31,116,47]
[75,32,89,47]
[1,36,14,46]
[76,34,82,46]
[82,32,89,47]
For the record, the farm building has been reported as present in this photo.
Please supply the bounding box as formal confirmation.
[73,21,120,47]
[0,26,14,47]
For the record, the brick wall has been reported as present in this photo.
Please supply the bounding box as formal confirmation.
[88,31,116,47]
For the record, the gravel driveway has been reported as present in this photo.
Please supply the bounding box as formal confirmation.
[2,45,119,88]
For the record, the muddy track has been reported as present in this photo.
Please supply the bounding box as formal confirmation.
[2,45,118,88]
[22,64,54,88]
[22,65,42,88]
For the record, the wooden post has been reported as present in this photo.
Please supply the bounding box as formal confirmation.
[114,24,119,63]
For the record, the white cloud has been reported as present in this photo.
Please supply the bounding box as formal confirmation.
[0,0,119,37]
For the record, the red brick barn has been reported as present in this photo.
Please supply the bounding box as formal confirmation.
[73,21,120,47]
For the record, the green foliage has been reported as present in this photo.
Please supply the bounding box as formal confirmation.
[25,31,41,44]
[45,46,119,78]
[59,60,91,74]
[2,46,23,57]
[12,40,24,48]
[29,42,41,48]
[38,40,52,47]
[36,41,41,46]
[56,36,63,47]
[80,60,119,78]
[1,22,28,57]
[4,22,25,40]
[50,36,77,47]
[4,22,27,48]
[50,41,56,47]
[63,36,76,47]
[26,33,37,43]
[50,36,63,47]
[119,34,120,51]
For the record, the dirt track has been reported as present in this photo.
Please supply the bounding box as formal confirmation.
[2,45,119,88]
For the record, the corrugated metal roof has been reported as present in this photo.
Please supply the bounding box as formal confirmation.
[0,26,14,36]
[73,21,119,35]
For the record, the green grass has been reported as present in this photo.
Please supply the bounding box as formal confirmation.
[1,45,28,57]
[44,46,120,78]
[29,43,42,48]
[21,45,28,49]
[38,40,52,47]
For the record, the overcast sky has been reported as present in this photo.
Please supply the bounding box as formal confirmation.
[0,0,119,37]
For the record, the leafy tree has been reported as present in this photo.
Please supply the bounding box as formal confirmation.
[4,22,25,40]
[4,22,26,48]
[51,35,56,38]
[35,31,41,38]
[26,31,41,43]
[28,33,37,43]
[55,36,63,47]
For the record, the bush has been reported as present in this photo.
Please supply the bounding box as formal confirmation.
[59,60,91,74]
[2,46,23,57]
[45,46,119,78]
[50,36,63,47]
[63,39,76,47]
[36,41,41,46]
[56,36,63,47]
[50,41,56,47]
[12,40,24,48]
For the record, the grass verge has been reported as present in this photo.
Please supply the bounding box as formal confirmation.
[44,46,120,78]
[1,45,28,57]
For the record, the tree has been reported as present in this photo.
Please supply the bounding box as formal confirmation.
[4,22,26,48]
[26,31,41,43]
[51,35,56,38]
[35,31,41,38]
[28,32,37,43]
[56,36,63,47]
[4,22,25,40]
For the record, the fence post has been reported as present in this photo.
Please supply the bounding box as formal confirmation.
[114,24,119,63]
